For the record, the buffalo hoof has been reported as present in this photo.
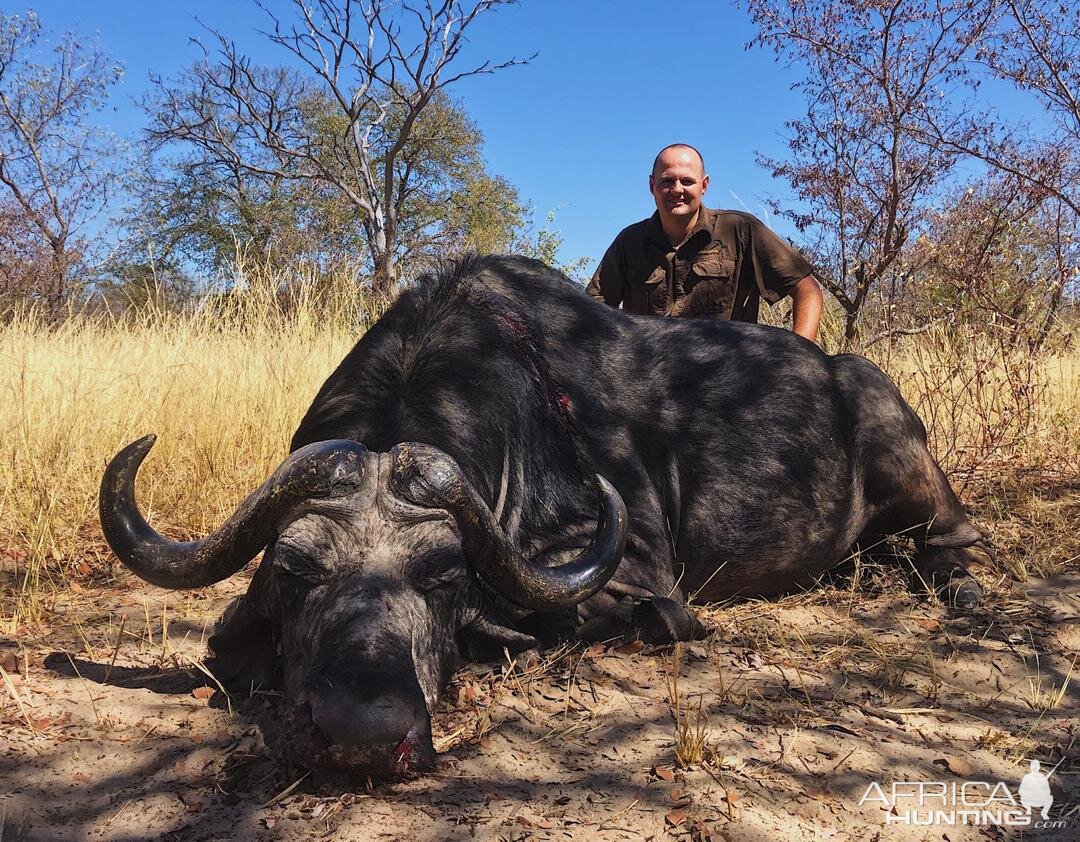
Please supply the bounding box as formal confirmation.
[910,546,983,610]
[575,614,628,644]
[632,596,707,644]
[945,574,982,610]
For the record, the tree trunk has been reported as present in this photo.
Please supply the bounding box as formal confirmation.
[372,251,397,296]
[46,242,69,318]
[1029,273,1068,353]
[843,309,860,351]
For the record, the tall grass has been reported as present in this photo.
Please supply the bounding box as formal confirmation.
[867,326,1080,487]
[1,263,1076,628]
[0,256,381,628]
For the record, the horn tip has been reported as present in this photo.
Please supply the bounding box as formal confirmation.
[594,473,627,513]
[121,434,158,461]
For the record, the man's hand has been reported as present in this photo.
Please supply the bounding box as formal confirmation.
[790,275,823,342]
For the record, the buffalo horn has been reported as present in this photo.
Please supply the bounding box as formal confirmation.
[99,435,369,589]
[389,443,627,611]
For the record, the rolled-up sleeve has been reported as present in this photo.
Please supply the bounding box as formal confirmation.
[586,242,625,308]
[745,216,815,304]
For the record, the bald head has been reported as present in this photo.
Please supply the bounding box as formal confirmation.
[649,143,710,236]
[651,144,705,178]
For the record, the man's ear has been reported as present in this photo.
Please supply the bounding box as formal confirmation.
[648,174,655,194]
[701,173,710,195]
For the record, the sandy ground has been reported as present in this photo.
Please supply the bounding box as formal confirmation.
[1,556,1077,842]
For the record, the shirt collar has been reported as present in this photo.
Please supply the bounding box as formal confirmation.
[647,207,715,249]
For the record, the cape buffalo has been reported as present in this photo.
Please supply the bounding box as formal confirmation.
[99,255,987,778]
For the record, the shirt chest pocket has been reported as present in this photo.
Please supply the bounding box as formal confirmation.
[643,265,669,315]
[691,249,735,282]
[677,250,738,319]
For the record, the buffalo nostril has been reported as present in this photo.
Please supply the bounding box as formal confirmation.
[309,685,429,750]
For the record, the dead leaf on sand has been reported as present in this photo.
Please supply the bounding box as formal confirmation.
[665,808,688,827]
[934,756,973,777]
[804,781,834,800]
[516,814,554,828]
[653,765,675,781]
[192,686,215,700]
[0,649,18,675]
[825,723,862,738]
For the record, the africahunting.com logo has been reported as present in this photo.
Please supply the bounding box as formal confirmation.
[860,760,1069,829]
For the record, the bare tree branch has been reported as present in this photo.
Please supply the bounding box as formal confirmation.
[149,0,529,290]
[747,0,992,346]
[0,11,125,310]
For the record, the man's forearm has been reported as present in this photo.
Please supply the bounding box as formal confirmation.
[790,275,823,342]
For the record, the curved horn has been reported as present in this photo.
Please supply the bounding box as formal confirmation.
[99,435,369,590]
[389,443,627,612]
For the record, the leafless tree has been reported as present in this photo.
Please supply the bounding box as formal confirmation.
[924,0,1080,218]
[0,11,125,310]
[745,0,995,347]
[136,79,523,287]
[148,0,531,293]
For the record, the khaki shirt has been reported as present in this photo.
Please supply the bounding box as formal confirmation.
[586,208,814,321]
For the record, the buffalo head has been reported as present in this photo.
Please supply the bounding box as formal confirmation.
[99,436,626,778]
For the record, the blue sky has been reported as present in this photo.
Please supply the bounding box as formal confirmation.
[17,1,1038,269]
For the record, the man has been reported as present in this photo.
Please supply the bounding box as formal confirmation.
[587,144,823,342]
[1018,759,1053,821]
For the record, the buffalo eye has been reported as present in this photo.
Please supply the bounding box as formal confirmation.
[271,542,332,583]
[411,551,466,594]
[416,567,466,594]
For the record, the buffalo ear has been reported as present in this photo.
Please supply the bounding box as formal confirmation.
[206,573,281,691]
[456,616,537,663]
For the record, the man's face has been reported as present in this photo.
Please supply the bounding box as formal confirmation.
[649,148,709,223]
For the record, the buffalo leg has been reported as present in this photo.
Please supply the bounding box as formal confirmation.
[875,461,987,609]
[631,596,707,643]
[575,593,706,644]
[910,545,987,608]
[205,563,281,689]
[906,457,989,608]
[836,354,987,608]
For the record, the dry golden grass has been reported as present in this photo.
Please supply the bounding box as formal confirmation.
[667,642,710,768]
[0,256,382,628]
[1,265,1077,630]
[866,327,1080,486]
[1024,652,1077,714]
